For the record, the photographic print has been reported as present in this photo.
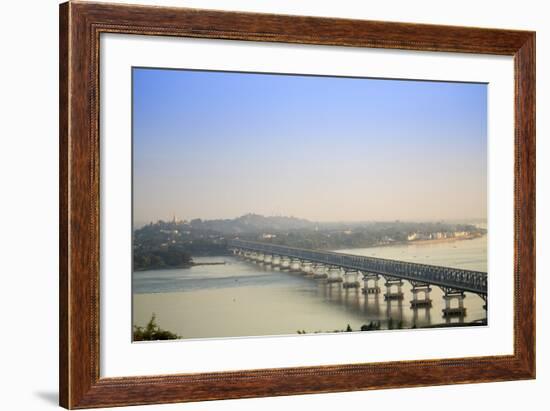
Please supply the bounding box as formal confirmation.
[131,67,488,341]
[59,5,535,406]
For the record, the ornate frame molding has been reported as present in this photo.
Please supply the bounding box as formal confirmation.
[59,2,535,408]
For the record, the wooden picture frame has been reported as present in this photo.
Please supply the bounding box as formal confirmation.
[59,1,535,408]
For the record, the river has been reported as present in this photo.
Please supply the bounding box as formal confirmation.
[133,236,487,340]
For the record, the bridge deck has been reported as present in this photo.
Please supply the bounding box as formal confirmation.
[228,239,487,295]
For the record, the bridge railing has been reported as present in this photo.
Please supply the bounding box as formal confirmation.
[228,239,487,295]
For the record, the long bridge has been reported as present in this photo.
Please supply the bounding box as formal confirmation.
[228,239,487,316]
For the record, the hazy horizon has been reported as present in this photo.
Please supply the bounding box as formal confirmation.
[134,213,487,228]
[133,68,487,224]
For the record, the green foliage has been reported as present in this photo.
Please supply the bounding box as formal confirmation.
[133,247,193,271]
[133,314,180,341]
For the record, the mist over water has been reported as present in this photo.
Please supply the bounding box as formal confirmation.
[133,236,487,340]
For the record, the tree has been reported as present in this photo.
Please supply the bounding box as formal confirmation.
[133,314,180,341]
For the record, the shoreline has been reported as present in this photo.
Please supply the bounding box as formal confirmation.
[335,233,485,251]
[405,233,484,246]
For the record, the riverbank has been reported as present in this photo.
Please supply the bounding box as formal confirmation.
[405,233,484,246]
[295,318,487,335]
[338,233,485,252]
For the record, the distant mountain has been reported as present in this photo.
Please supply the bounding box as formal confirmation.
[188,213,314,234]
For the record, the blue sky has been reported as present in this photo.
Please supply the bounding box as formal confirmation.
[133,67,487,224]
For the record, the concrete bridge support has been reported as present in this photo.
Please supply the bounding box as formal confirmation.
[442,288,466,317]
[280,256,291,269]
[228,240,488,296]
[362,273,381,294]
[271,255,281,267]
[289,258,302,272]
[326,266,343,284]
[255,253,265,263]
[343,269,360,289]
[410,281,432,308]
[384,277,404,301]
[301,261,313,275]
[312,263,328,279]
[263,254,273,265]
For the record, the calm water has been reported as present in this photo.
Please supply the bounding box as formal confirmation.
[133,236,487,339]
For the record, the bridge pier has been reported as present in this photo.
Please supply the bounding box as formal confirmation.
[442,288,467,317]
[362,272,381,294]
[255,253,265,263]
[410,281,432,308]
[280,256,291,270]
[326,266,343,284]
[384,277,404,301]
[271,255,281,267]
[228,241,487,304]
[289,258,302,272]
[301,261,313,275]
[343,269,360,289]
[312,263,328,279]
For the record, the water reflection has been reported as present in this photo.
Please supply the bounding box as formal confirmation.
[412,306,432,326]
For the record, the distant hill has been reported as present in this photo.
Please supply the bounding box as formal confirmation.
[188,213,314,234]
[134,214,487,262]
